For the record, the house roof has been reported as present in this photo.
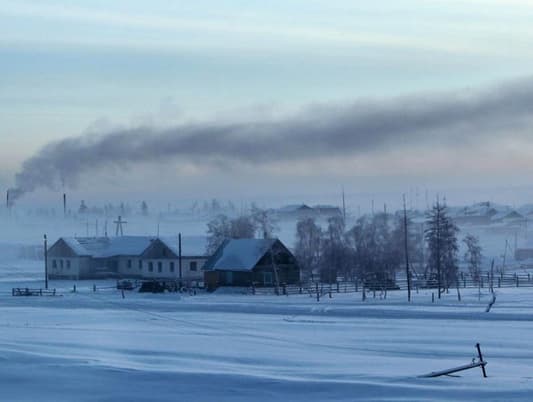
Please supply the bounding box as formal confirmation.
[277,204,312,213]
[204,238,277,272]
[491,210,524,221]
[158,236,208,257]
[58,236,207,258]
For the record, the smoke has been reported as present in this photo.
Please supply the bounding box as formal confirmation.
[10,77,533,201]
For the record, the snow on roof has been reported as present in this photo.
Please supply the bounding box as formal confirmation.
[159,236,207,257]
[61,236,154,258]
[517,204,533,216]
[59,235,207,258]
[277,204,312,213]
[204,238,277,272]
[491,210,524,221]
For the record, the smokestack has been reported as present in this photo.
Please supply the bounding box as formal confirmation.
[63,193,67,217]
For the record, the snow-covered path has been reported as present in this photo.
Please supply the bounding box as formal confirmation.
[1,280,533,401]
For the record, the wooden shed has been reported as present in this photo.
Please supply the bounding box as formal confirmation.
[203,238,300,291]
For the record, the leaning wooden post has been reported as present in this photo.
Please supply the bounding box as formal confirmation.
[476,343,487,378]
[44,234,48,290]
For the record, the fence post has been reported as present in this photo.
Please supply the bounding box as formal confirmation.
[432,292,435,303]
[283,284,287,296]
[73,284,76,293]
[516,275,519,287]
[93,284,96,292]
[355,280,358,292]
[316,282,320,302]
[362,287,366,301]
[336,282,339,293]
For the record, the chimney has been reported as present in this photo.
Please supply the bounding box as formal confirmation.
[63,193,67,217]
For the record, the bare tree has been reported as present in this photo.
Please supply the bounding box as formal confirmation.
[294,217,322,281]
[141,201,149,216]
[346,213,401,287]
[320,216,349,283]
[206,214,256,254]
[463,234,482,283]
[251,204,277,239]
[206,214,231,254]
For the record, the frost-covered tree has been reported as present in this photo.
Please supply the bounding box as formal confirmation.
[206,214,231,254]
[206,214,256,254]
[463,234,482,283]
[346,213,401,285]
[320,216,351,283]
[294,217,322,281]
[425,201,459,298]
[141,201,149,216]
[230,215,256,238]
[251,204,277,239]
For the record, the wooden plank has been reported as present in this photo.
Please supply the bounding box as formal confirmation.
[420,361,487,378]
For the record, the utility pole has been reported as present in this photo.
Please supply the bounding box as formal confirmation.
[403,194,412,302]
[342,186,346,224]
[178,233,182,285]
[114,215,127,236]
[44,234,48,289]
[436,200,441,299]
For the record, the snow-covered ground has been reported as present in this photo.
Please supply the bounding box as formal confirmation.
[1,260,533,401]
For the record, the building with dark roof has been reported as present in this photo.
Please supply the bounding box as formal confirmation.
[203,238,300,290]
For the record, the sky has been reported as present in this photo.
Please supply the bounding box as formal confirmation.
[2,0,533,209]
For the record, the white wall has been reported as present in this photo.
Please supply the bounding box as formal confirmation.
[48,256,80,279]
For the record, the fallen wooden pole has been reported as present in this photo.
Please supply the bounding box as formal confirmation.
[420,361,487,378]
[420,343,488,378]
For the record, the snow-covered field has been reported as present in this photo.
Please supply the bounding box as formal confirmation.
[1,260,533,401]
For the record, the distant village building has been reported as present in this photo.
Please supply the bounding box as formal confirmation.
[47,236,207,281]
[515,248,533,261]
[450,202,525,226]
[274,204,341,219]
[451,202,500,225]
[203,238,300,290]
[490,210,524,224]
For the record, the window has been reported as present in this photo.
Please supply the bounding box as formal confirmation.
[127,259,132,269]
[170,262,175,273]
[148,262,154,272]
[60,260,64,269]
[66,260,71,269]
[52,260,57,269]
[158,262,162,273]
[139,260,143,270]
[263,272,273,285]
[189,261,197,271]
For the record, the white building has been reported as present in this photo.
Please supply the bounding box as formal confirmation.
[47,236,208,282]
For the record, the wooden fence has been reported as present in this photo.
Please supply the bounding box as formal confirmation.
[252,271,533,297]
